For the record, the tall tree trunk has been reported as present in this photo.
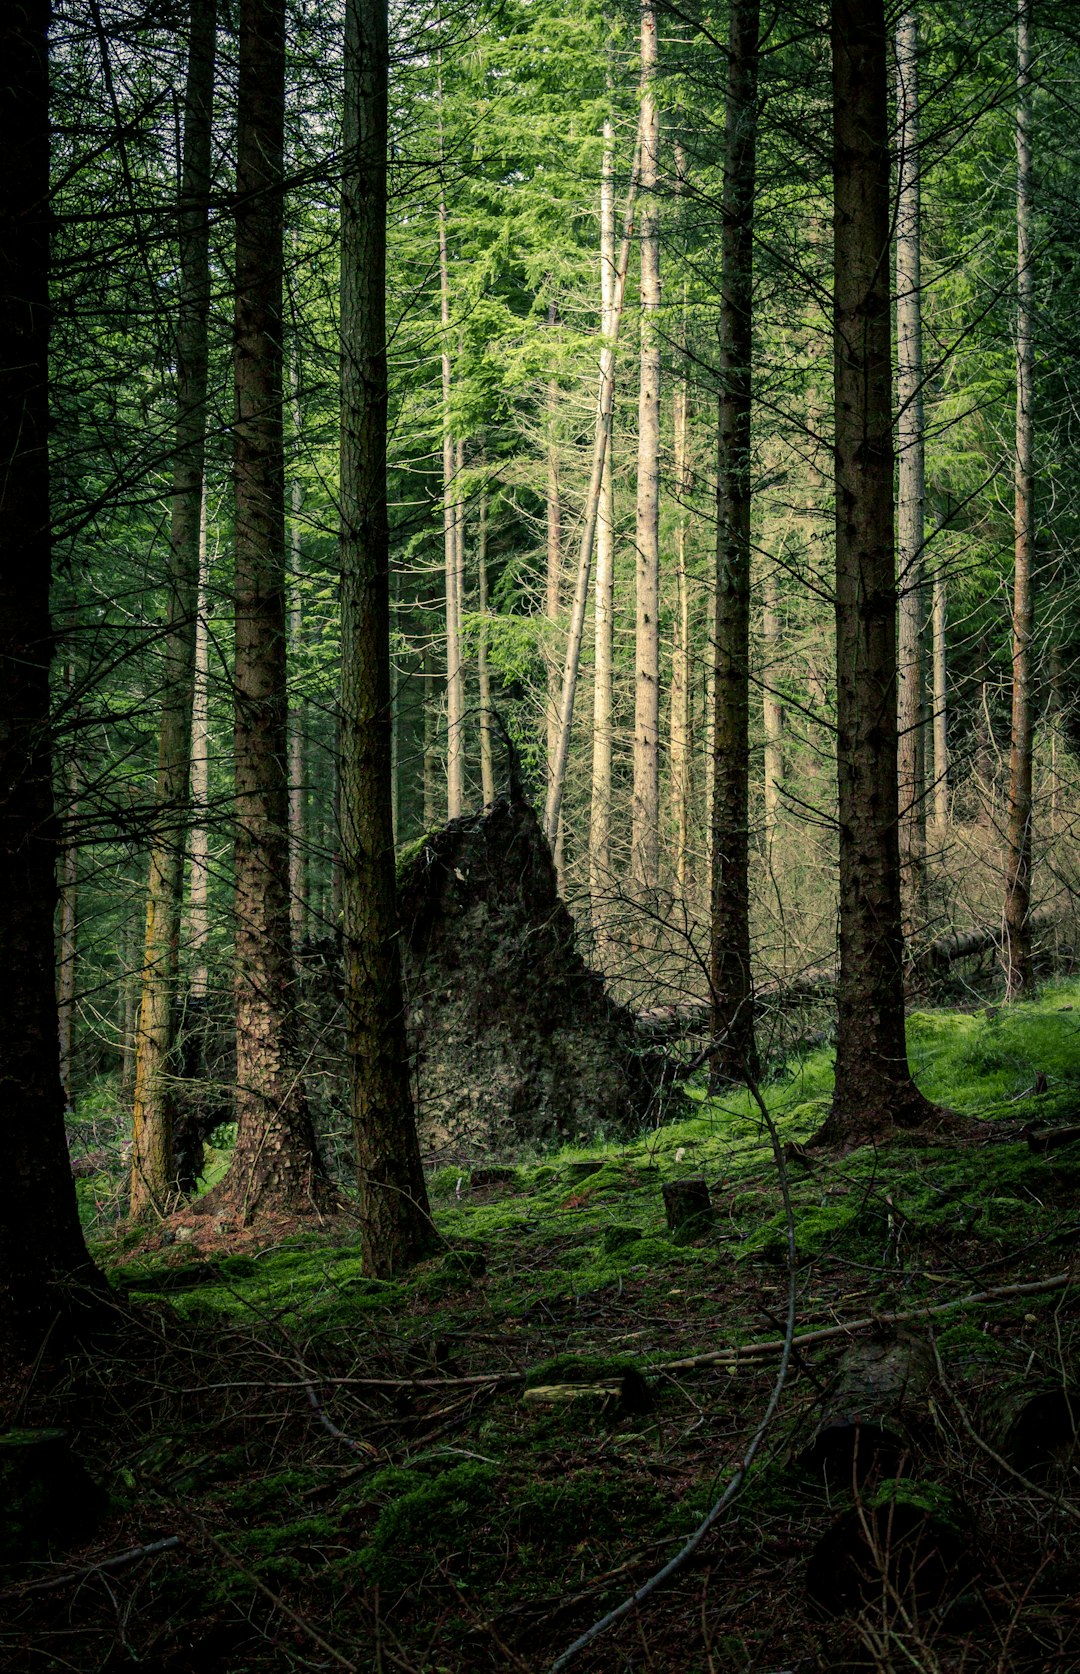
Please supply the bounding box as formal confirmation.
[57,667,79,1108]
[130,0,217,1218]
[1,0,103,1361]
[822,0,937,1141]
[762,568,785,857]
[930,543,948,836]
[895,6,926,940]
[589,115,617,950]
[670,143,693,908]
[632,0,661,907]
[288,350,307,953]
[709,0,760,1084]
[340,0,433,1274]
[423,647,441,827]
[545,306,564,876]
[438,170,465,819]
[222,0,331,1220]
[1004,0,1035,1000]
[189,490,211,999]
[477,488,496,808]
[544,133,640,847]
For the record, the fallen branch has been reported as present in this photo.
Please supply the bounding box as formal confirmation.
[0,1535,181,1604]
[657,1271,1077,1373]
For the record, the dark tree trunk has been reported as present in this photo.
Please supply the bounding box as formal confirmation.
[709,0,760,1084]
[340,0,433,1274]
[130,0,217,1218]
[1004,1,1035,999]
[0,0,103,1362]
[820,0,938,1142]
[221,0,332,1220]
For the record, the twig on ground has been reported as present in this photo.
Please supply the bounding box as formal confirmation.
[0,1535,181,1604]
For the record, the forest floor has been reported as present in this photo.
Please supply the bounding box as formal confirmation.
[6,984,1080,1672]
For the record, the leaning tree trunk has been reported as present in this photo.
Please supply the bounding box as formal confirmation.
[1,0,104,1362]
[340,0,433,1274]
[895,6,926,942]
[219,0,332,1221]
[709,0,760,1084]
[631,0,661,911]
[821,0,939,1143]
[1004,0,1035,1000]
[129,0,217,1218]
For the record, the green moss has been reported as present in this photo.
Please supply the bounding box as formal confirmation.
[357,1462,502,1590]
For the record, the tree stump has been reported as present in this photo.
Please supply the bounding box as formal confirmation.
[0,1428,105,1562]
[662,1177,714,1239]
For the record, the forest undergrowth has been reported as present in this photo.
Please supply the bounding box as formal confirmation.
[7,983,1080,1673]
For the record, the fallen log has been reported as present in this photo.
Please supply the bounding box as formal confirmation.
[796,1333,935,1490]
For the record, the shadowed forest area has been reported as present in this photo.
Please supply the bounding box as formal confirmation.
[4,0,1080,1669]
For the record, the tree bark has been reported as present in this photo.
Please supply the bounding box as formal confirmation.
[895,7,926,940]
[129,0,217,1218]
[589,115,617,951]
[1004,0,1035,1000]
[670,144,693,909]
[340,0,433,1273]
[709,0,760,1084]
[0,0,103,1361]
[544,304,564,876]
[57,672,79,1108]
[222,0,332,1220]
[632,0,661,908]
[930,525,949,838]
[822,0,937,1142]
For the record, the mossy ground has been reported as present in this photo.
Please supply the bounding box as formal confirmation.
[8,981,1080,1671]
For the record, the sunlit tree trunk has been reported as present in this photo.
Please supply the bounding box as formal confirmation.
[895,6,926,940]
[438,169,465,819]
[130,0,217,1217]
[632,0,661,908]
[544,133,640,848]
[221,0,332,1219]
[822,0,936,1141]
[1004,0,1035,1000]
[288,351,307,952]
[340,0,433,1273]
[1,0,104,1358]
[477,488,496,808]
[762,570,784,857]
[189,493,210,1000]
[589,115,617,948]
[545,306,564,875]
[710,0,759,1083]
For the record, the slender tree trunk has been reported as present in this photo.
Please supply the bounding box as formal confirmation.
[121,910,141,1101]
[189,492,211,999]
[477,489,496,808]
[288,350,307,952]
[632,0,661,907]
[438,173,465,819]
[544,134,640,847]
[930,549,948,836]
[340,0,433,1274]
[670,271,692,907]
[423,647,441,826]
[822,0,937,1141]
[589,115,617,948]
[545,306,564,875]
[130,0,217,1217]
[221,0,332,1220]
[1,0,103,1360]
[762,569,785,855]
[895,6,926,940]
[57,668,79,1108]
[710,0,760,1083]
[1004,0,1035,1000]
